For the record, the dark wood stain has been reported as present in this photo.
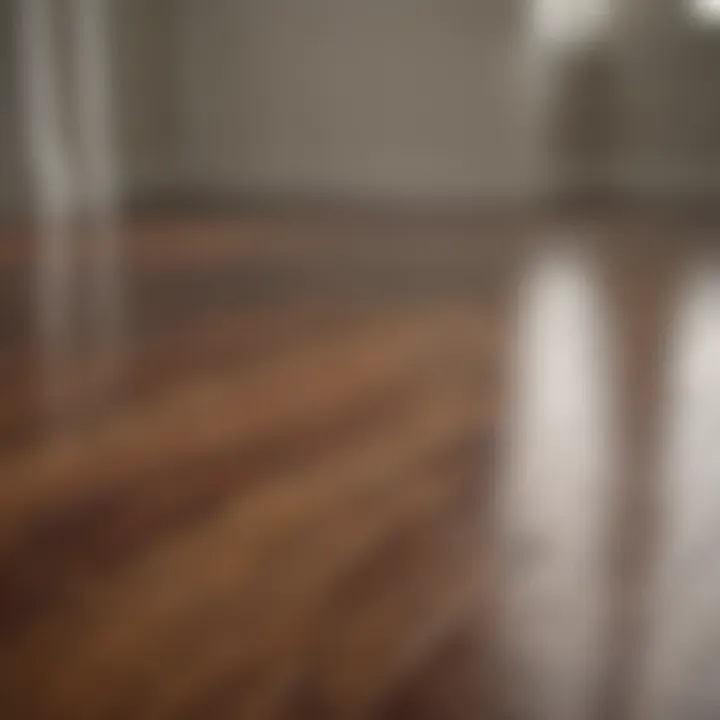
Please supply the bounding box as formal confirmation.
[0,210,711,719]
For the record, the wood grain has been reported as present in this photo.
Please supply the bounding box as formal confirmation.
[0,210,717,719]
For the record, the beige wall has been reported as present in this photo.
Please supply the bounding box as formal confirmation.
[174,0,541,199]
[166,0,720,200]
[112,0,179,199]
[615,0,720,194]
[0,2,29,215]
[0,0,178,214]
[2,0,720,213]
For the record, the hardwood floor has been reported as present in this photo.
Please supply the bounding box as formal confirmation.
[0,210,718,719]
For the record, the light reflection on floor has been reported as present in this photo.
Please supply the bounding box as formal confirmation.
[638,261,720,720]
[19,0,125,433]
[503,246,616,720]
[32,218,125,437]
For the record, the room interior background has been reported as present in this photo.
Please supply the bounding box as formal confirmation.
[1,0,719,217]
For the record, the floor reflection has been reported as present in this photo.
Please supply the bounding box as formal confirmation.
[19,0,125,435]
[503,247,615,720]
[638,262,720,720]
[3,211,720,718]
[33,218,125,437]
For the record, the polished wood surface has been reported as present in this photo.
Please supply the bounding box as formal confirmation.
[0,211,719,719]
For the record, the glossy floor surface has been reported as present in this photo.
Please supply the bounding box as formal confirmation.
[1,210,719,719]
